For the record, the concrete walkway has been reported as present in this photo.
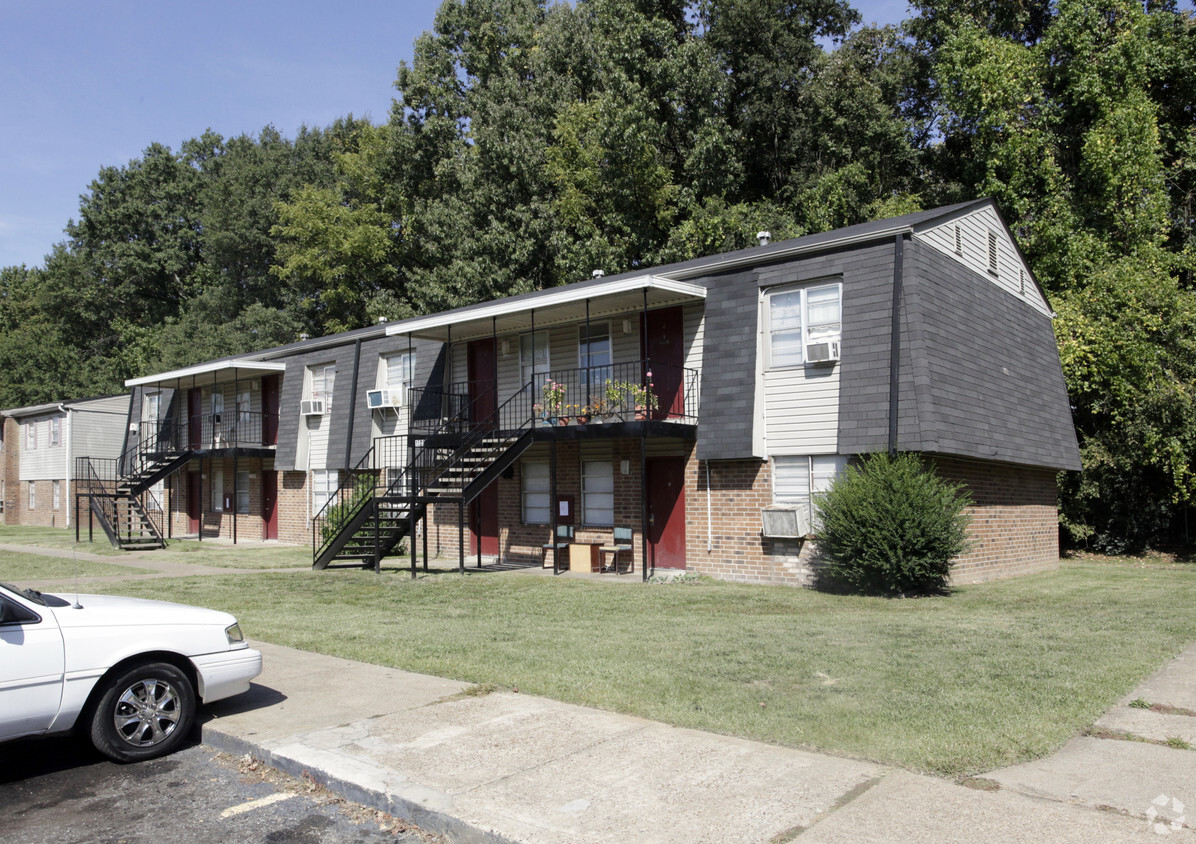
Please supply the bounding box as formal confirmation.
[7,542,1195,840]
[195,640,1196,843]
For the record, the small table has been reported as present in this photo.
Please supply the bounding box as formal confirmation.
[568,543,601,573]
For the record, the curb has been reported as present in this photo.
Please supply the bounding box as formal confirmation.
[201,726,519,844]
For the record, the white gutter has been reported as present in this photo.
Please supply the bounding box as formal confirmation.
[126,359,287,388]
[384,275,707,338]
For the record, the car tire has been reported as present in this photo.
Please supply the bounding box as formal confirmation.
[89,662,196,763]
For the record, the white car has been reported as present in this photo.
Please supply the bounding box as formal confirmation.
[0,581,262,762]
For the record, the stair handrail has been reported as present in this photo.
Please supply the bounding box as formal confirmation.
[311,444,382,561]
[415,379,537,499]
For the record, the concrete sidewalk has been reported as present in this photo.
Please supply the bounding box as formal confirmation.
[199,642,1196,843]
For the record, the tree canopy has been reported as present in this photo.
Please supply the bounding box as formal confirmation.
[4,0,1195,551]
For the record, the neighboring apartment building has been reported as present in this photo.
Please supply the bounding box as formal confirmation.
[94,199,1080,585]
[0,396,130,528]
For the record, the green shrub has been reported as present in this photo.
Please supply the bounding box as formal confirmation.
[813,452,972,596]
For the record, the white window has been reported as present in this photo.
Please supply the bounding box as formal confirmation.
[49,417,60,447]
[237,391,251,423]
[52,480,60,510]
[773,455,848,524]
[312,469,338,515]
[581,320,612,372]
[211,465,224,512]
[27,481,35,510]
[211,392,225,423]
[767,283,842,368]
[146,392,161,422]
[582,460,614,527]
[311,365,336,412]
[384,352,415,406]
[520,332,549,389]
[26,422,36,450]
[522,460,550,525]
[236,470,250,514]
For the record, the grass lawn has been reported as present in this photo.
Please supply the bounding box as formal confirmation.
[0,525,123,556]
[152,540,310,570]
[0,550,150,580]
[72,558,1196,778]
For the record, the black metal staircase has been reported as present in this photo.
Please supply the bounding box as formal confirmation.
[313,381,537,572]
[77,420,191,551]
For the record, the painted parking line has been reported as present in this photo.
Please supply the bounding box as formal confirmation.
[219,792,297,818]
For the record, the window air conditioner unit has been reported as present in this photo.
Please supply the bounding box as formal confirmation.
[366,389,391,409]
[300,399,325,416]
[388,389,405,407]
[806,339,841,365]
[761,507,811,539]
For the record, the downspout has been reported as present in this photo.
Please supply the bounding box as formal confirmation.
[888,234,905,456]
[344,338,362,468]
[60,404,71,529]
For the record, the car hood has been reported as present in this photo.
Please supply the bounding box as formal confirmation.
[46,593,238,630]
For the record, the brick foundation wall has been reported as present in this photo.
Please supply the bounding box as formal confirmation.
[15,478,70,528]
[685,454,1061,587]
[163,457,280,543]
[930,455,1061,583]
[423,439,660,571]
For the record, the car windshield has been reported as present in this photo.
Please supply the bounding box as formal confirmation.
[0,582,69,607]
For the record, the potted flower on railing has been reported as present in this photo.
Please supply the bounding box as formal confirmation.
[603,379,632,421]
[536,380,567,425]
[631,371,660,419]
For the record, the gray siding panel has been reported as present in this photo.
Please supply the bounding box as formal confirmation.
[695,269,758,460]
[905,241,1080,470]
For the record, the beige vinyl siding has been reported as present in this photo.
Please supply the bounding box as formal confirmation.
[763,366,840,455]
[19,416,67,480]
[916,206,1051,317]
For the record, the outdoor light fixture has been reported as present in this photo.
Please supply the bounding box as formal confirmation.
[620,459,631,475]
[622,318,632,334]
[501,338,510,356]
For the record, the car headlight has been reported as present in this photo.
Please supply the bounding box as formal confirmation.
[225,623,245,645]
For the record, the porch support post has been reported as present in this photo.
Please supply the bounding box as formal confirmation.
[232,368,238,545]
[213,370,218,449]
[641,433,648,581]
[550,438,559,574]
[585,298,591,411]
[422,506,428,572]
[492,317,498,426]
[458,499,465,574]
[198,456,203,542]
[411,501,417,579]
[232,450,238,545]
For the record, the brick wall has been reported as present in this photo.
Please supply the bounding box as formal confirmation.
[15,478,70,528]
[163,457,281,543]
[685,454,1061,587]
[423,439,655,571]
[2,417,17,524]
[930,455,1060,583]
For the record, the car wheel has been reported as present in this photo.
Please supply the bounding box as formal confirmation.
[89,662,196,763]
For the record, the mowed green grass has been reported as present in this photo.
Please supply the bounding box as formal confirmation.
[0,550,150,580]
[82,560,1196,777]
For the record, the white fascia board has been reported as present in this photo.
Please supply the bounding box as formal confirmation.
[125,359,287,388]
[384,275,707,338]
[0,402,62,417]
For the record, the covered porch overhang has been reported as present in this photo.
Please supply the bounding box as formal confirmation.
[384,274,707,343]
[125,359,287,391]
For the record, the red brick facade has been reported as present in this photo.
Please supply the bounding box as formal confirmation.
[684,454,1060,586]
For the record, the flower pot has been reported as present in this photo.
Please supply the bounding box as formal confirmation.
[577,415,591,425]
[557,417,570,426]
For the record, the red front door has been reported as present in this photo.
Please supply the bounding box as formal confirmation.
[467,338,497,427]
[188,388,203,449]
[262,471,278,540]
[469,483,499,557]
[646,457,686,569]
[641,306,685,419]
[187,471,202,534]
[261,374,280,445]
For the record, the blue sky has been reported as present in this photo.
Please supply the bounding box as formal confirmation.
[1,0,910,270]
